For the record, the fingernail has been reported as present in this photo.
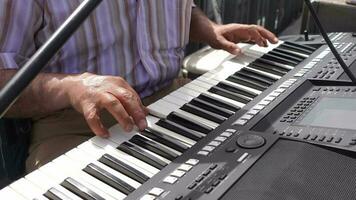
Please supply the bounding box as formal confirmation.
[232,49,241,55]
[273,37,279,43]
[125,123,133,132]
[138,119,147,130]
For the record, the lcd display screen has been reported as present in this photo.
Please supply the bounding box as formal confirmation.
[299,97,356,130]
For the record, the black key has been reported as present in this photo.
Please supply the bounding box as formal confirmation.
[209,86,251,104]
[130,135,179,160]
[273,48,307,59]
[217,82,256,98]
[181,103,227,124]
[118,142,167,169]
[235,70,274,86]
[284,41,316,52]
[157,118,205,141]
[240,67,278,82]
[262,53,299,66]
[249,62,286,77]
[99,153,149,184]
[190,98,234,118]
[269,50,304,63]
[227,75,268,91]
[44,188,72,200]
[142,128,189,152]
[83,163,135,195]
[61,178,105,200]
[198,93,240,112]
[167,112,213,134]
[280,43,313,55]
[256,57,293,71]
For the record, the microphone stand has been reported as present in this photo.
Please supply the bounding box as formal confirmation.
[0,0,102,118]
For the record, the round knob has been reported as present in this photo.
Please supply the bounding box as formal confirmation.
[236,134,266,149]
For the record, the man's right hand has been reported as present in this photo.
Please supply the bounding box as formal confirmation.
[65,72,148,137]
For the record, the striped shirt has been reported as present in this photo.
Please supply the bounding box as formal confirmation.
[0,0,194,98]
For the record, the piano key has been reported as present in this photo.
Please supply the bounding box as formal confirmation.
[236,69,274,86]
[190,97,234,117]
[279,43,312,56]
[147,116,196,146]
[0,187,27,200]
[243,66,281,81]
[156,119,205,141]
[141,128,189,152]
[209,86,251,104]
[129,135,180,160]
[80,138,159,176]
[163,95,187,107]
[44,187,73,200]
[227,75,268,91]
[118,141,168,170]
[170,90,195,102]
[53,156,124,200]
[65,148,142,191]
[83,163,136,195]
[262,53,299,66]
[219,79,261,97]
[249,62,288,76]
[9,178,48,200]
[181,103,227,123]
[268,50,303,63]
[198,93,240,112]
[284,41,316,52]
[256,57,294,71]
[61,178,105,200]
[25,169,82,200]
[99,153,149,184]
[167,112,213,134]
[175,109,219,129]
[273,47,308,59]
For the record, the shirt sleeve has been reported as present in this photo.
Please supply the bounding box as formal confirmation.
[0,0,43,70]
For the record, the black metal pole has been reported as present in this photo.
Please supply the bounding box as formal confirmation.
[0,0,102,117]
[304,0,356,83]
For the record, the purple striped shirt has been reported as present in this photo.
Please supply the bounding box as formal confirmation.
[0,0,194,97]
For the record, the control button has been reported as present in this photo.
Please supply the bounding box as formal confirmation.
[202,146,215,152]
[226,129,236,133]
[293,133,300,137]
[219,174,227,180]
[318,136,326,142]
[208,141,222,147]
[171,170,186,178]
[178,164,193,172]
[335,137,342,143]
[349,141,356,145]
[163,176,178,184]
[188,182,197,190]
[186,159,199,166]
[195,175,204,183]
[237,153,249,162]
[253,105,265,110]
[311,135,318,141]
[233,119,248,126]
[225,146,236,153]
[236,134,266,149]
[241,114,254,120]
[140,194,156,200]
[149,188,164,196]
[175,195,183,200]
[221,132,233,137]
[286,132,292,136]
[212,180,221,187]
[197,151,209,156]
[203,169,211,176]
[280,119,287,122]
[279,131,285,136]
[303,134,311,140]
[215,136,227,142]
[326,136,334,142]
[205,187,214,194]
[209,164,218,170]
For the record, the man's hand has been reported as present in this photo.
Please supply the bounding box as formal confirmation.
[208,24,279,55]
[65,73,148,137]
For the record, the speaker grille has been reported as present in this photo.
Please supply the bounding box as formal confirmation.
[220,139,356,200]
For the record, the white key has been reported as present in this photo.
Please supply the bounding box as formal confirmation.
[175,109,219,129]
[79,139,159,176]
[25,170,82,200]
[53,155,125,200]
[244,66,281,80]
[66,148,141,189]
[148,99,180,118]
[0,187,27,200]
[9,178,47,200]
[163,95,187,107]
[169,90,194,102]
[221,79,262,96]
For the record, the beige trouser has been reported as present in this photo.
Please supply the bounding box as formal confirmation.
[25,78,190,173]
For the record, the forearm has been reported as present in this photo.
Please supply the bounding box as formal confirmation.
[0,69,73,118]
[189,7,217,44]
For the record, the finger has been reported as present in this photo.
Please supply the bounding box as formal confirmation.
[101,93,134,132]
[248,28,266,47]
[110,87,148,131]
[256,26,279,44]
[83,105,109,137]
[217,36,241,55]
[116,79,148,115]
